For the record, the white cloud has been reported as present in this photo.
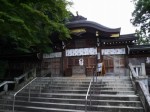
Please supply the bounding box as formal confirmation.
[68,0,137,34]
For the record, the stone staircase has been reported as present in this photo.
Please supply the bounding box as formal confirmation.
[0,76,145,112]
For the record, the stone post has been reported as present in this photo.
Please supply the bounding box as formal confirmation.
[4,84,8,92]
[32,68,36,78]
[136,63,149,93]
[141,63,146,76]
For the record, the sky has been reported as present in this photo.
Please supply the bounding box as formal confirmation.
[68,0,137,34]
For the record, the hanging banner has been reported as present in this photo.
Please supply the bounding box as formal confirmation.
[101,48,125,55]
[66,48,97,56]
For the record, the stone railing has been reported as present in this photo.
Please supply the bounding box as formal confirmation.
[129,63,150,111]
[0,68,36,94]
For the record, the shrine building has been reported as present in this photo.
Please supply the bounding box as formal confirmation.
[42,15,150,77]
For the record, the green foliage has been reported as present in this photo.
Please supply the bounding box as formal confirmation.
[131,0,150,38]
[135,30,150,45]
[0,0,71,54]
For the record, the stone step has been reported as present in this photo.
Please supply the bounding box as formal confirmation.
[24,87,133,93]
[101,76,130,79]
[101,78,130,81]
[0,76,144,112]
[47,83,133,88]
[0,104,13,111]
[98,90,135,95]
[16,105,140,112]
[51,81,132,85]
[32,81,90,85]
[21,88,135,95]
[17,101,86,110]
[91,94,140,101]
[2,96,142,107]
[46,85,133,91]
[88,100,142,107]
[14,106,105,112]
[89,105,144,112]
[14,92,140,101]
[37,77,91,79]
[37,76,130,80]
[0,109,25,112]
[0,101,144,112]
[26,83,133,90]
[30,82,49,85]
[37,79,131,82]
[23,89,87,94]
[21,86,135,94]
[101,81,132,84]
[46,83,89,87]
[34,79,131,84]
[24,86,133,92]
[47,82,132,86]
[0,99,144,112]
[0,104,85,112]
[32,80,131,85]
[36,78,91,82]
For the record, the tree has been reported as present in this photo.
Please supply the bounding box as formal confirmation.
[136,30,150,45]
[131,0,150,43]
[0,0,72,54]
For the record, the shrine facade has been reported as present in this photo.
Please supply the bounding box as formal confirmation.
[42,15,138,77]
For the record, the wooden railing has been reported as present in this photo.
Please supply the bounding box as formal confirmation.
[128,63,150,112]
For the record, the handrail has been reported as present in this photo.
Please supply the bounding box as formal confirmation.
[15,73,27,81]
[14,68,36,84]
[86,79,92,101]
[12,77,37,112]
[128,63,138,78]
[128,63,150,111]
[85,78,92,112]
[0,81,15,88]
[85,70,98,112]
[0,81,15,92]
[137,81,150,112]
[0,68,36,94]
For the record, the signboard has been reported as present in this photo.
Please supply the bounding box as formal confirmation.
[101,48,125,55]
[43,52,62,58]
[110,33,120,38]
[66,48,97,56]
[71,28,86,33]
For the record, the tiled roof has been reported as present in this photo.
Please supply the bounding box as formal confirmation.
[66,20,121,33]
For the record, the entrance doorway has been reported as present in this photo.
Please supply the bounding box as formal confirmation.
[66,56,96,76]
[103,55,125,75]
